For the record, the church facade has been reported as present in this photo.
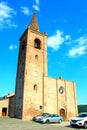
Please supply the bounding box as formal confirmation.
[14,11,78,120]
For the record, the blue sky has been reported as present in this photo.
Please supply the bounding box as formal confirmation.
[0,0,87,105]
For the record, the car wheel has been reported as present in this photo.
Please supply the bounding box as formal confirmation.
[58,119,62,123]
[84,121,87,129]
[46,119,50,123]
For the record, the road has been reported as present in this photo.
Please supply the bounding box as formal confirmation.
[0,117,85,130]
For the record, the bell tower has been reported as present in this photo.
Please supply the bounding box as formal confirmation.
[15,11,47,120]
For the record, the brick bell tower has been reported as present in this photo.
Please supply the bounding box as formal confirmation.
[15,11,47,120]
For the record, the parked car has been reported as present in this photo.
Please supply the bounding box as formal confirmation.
[70,112,87,128]
[32,113,51,122]
[38,114,63,123]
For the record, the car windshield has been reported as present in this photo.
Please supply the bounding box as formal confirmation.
[42,113,49,116]
[77,113,87,118]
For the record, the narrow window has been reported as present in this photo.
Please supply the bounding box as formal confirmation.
[33,84,37,92]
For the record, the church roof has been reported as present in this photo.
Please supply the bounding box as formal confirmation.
[29,10,39,31]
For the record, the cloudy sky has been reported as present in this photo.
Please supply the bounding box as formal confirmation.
[0,0,87,105]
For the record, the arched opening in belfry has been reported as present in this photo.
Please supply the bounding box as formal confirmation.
[34,39,41,49]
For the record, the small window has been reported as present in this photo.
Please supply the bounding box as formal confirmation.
[40,106,43,109]
[34,39,41,49]
[35,55,38,60]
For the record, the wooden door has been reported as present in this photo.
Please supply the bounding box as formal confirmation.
[2,108,7,116]
[60,108,66,119]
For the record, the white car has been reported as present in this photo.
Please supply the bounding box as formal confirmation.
[70,112,87,128]
[39,114,63,123]
[32,113,50,122]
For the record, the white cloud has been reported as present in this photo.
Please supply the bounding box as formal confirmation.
[65,35,71,40]
[75,36,87,45]
[20,6,30,16]
[32,4,40,11]
[0,1,17,30]
[35,0,39,5]
[69,46,87,57]
[32,0,40,11]
[9,45,17,50]
[47,30,64,50]
[47,30,70,50]
[47,30,87,57]
[68,36,87,57]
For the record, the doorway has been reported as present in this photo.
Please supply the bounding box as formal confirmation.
[60,108,66,119]
[2,107,7,116]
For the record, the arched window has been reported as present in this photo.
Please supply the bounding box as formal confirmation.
[34,39,41,49]
[35,54,38,60]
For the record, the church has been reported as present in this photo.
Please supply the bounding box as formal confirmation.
[0,11,78,120]
[14,11,78,120]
